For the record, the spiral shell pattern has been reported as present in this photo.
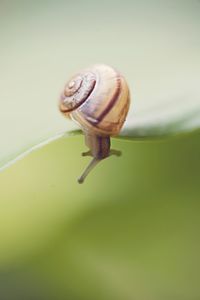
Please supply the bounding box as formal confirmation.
[59,64,130,136]
[60,72,96,113]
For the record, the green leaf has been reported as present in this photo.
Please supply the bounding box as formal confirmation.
[121,94,200,139]
[0,0,200,172]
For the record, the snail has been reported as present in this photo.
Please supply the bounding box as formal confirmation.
[59,64,130,183]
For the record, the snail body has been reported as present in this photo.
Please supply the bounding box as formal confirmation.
[59,64,130,183]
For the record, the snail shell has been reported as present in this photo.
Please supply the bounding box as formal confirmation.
[59,64,130,136]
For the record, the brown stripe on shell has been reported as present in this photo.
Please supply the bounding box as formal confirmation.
[96,74,121,123]
[85,72,121,126]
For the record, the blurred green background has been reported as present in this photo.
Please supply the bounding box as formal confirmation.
[0,133,200,300]
[1,0,200,299]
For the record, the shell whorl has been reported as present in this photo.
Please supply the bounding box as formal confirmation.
[59,64,130,136]
[60,71,96,113]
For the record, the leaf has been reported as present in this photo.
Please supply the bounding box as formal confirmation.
[0,0,200,172]
[121,94,200,139]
